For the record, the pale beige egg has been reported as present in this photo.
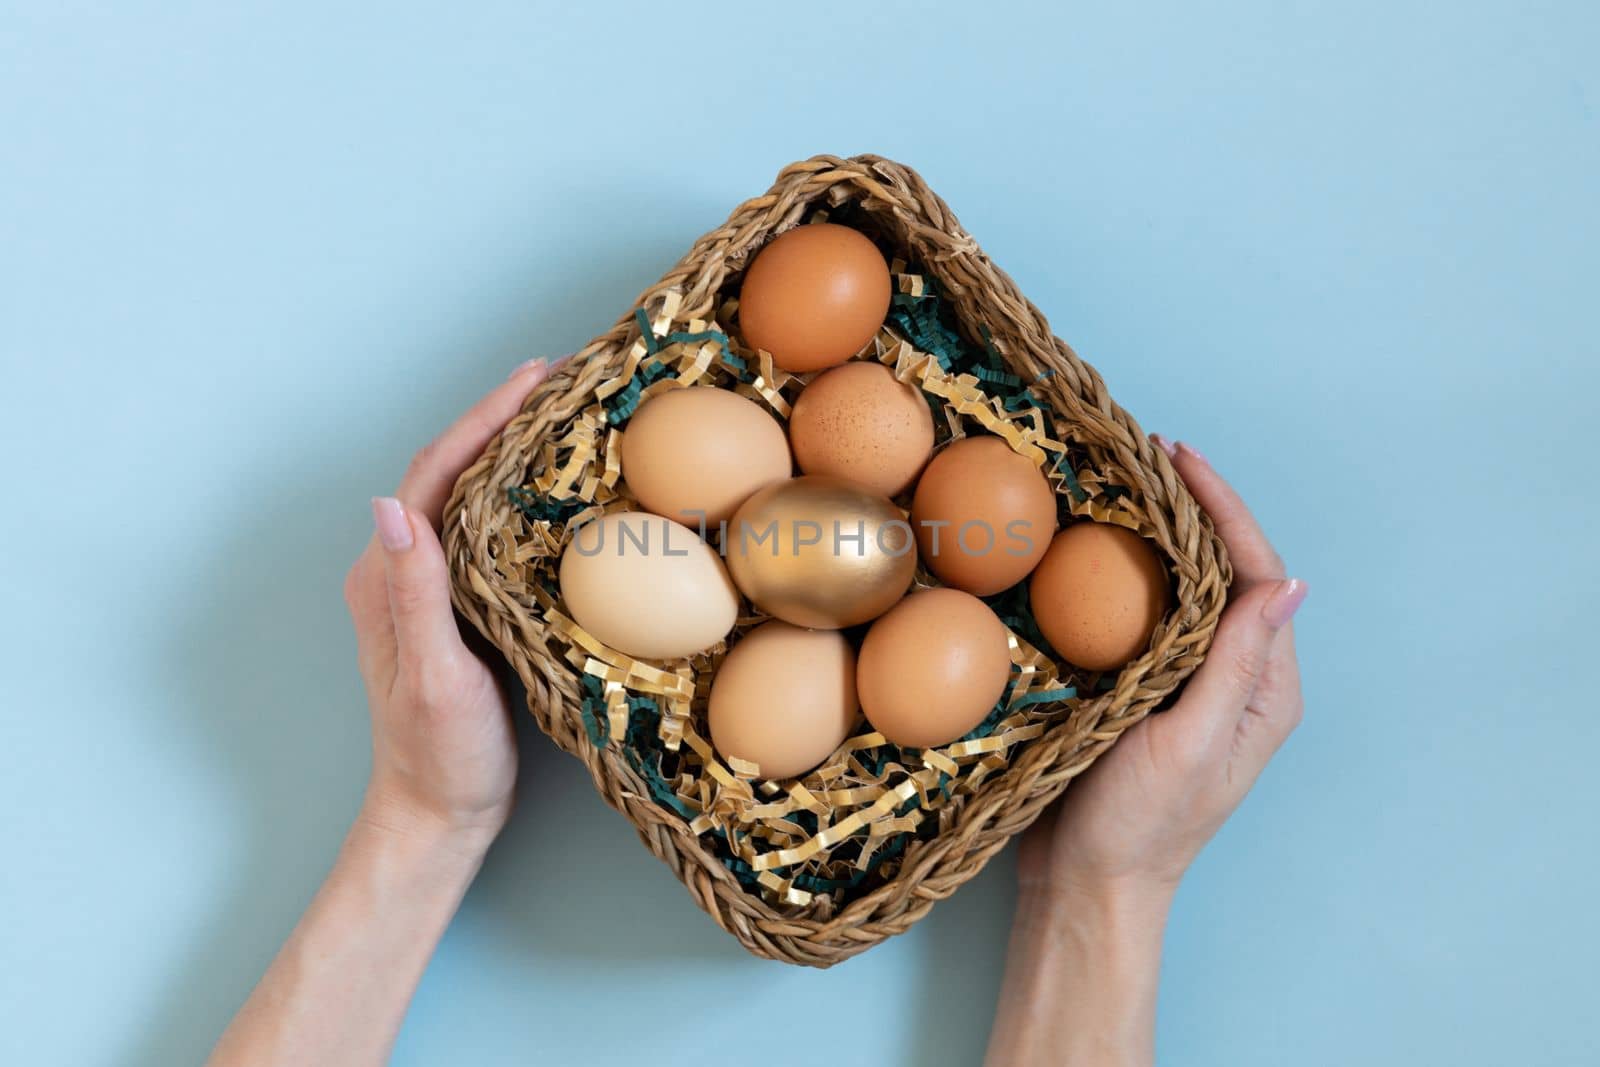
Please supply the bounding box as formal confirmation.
[558,511,738,660]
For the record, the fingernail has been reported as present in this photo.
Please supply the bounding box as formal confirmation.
[508,357,546,380]
[1151,434,1177,458]
[1261,578,1308,628]
[371,497,414,552]
[1176,440,1207,464]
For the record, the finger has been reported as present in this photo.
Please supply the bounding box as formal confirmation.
[343,545,397,677]
[397,354,569,524]
[1253,625,1304,742]
[1164,578,1309,751]
[371,496,465,661]
[1154,437,1285,588]
[1230,624,1306,781]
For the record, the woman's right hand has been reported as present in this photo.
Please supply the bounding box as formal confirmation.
[988,438,1306,1067]
[1016,437,1308,906]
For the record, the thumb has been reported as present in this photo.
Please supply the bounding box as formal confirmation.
[1170,578,1308,732]
[370,496,464,660]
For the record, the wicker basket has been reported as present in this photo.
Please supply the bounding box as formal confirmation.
[444,154,1230,967]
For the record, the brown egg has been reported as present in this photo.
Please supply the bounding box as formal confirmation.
[1029,523,1171,672]
[910,435,1059,596]
[788,362,935,498]
[737,223,892,373]
[857,588,1013,749]
[708,622,858,780]
[620,386,792,527]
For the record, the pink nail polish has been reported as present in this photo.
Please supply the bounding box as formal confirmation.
[1175,440,1207,464]
[1151,434,1177,459]
[1262,578,1308,628]
[371,497,414,552]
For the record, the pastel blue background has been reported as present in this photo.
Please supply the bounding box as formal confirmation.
[3,2,1596,1064]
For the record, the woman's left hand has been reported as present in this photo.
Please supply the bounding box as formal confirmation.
[210,357,566,1067]
[343,357,562,848]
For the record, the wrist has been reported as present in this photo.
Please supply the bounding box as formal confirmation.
[991,878,1171,1067]
[1011,878,1172,991]
[1015,874,1176,936]
[355,786,502,871]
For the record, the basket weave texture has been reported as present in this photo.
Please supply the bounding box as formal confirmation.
[444,154,1230,967]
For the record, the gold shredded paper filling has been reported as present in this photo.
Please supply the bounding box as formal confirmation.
[499,271,1143,908]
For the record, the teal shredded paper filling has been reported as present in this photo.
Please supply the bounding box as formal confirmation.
[601,359,672,425]
[577,675,609,749]
[984,582,1052,656]
[522,235,1118,904]
[579,676,699,819]
[506,485,587,527]
[889,282,1053,427]
[1055,452,1089,504]
[605,320,739,425]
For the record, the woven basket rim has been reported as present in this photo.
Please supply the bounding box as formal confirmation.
[444,153,1230,967]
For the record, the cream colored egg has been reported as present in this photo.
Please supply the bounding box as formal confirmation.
[558,512,738,660]
[708,621,859,780]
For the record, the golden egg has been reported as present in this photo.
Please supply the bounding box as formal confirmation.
[724,475,916,629]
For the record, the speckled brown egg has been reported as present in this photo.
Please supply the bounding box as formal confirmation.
[737,223,892,373]
[856,588,1013,749]
[1028,522,1172,672]
[910,435,1059,596]
[788,362,934,498]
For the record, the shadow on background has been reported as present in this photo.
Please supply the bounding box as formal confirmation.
[466,667,752,966]
[906,835,1017,1064]
[131,184,728,1066]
